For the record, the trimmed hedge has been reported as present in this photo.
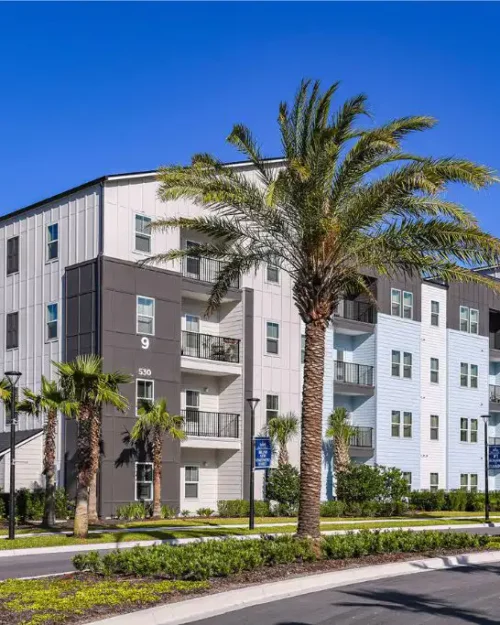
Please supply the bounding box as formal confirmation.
[409,490,500,513]
[217,500,270,518]
[73,530,488,580]
[0,487,72,521]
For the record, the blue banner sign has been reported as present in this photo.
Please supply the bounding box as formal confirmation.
[489,445,500,470]
[254,437,272,470]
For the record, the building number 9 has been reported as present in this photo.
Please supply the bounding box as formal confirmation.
[141,337,150,350]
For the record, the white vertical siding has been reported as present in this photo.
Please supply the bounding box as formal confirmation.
[2,433,44,492]
[217,449,242,501]
[180,448,218,513]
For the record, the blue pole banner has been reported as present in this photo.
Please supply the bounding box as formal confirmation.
[489,445,500,470]
[254,436,272,470]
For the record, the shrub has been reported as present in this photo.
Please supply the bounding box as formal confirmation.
[320,500,345,517]
[55,488,73,519]
[337,465,385,504]
[0,497,5,519]
[74,531,488,580]
[196,508,214,518]
[116,502,149,521]
[161,505,177,519]
[218,499,271,518]
[266,464,300,508]
[180,510,190,518]
[447,489,467,512]
[255,501,271,517]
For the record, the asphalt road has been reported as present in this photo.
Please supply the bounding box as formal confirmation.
[2,525,500,580]
[189,562,500,625]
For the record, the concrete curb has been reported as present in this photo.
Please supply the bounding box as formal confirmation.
[81,549,500,625]
[0,522,495,558]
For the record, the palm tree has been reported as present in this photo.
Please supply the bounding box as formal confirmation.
[267,413,299,465]
[325,407,355,485]
[0,379,11,405]
[147,80,500,538]
[17,377,76,527]
[54,355,130,537]
[130,398,185,518]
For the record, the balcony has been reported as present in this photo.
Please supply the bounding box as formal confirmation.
[181,410,241,450]
[334,361,375,396]
[490,385,500,413]
[182,256,240,288]
[334,300,376,335]
[181,331,242,376]
[349,427,374,457]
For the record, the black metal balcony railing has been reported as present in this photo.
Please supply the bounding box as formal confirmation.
[181,331,241,363]
[182,410,240,438]
[350,427,373,448]
[182,256,240,288]
[490,385,500,403]
[334,300,375,324]
[334,361,374,386]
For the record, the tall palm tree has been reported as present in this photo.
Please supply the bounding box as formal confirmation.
[325,407,355,485]
[54,355,130,537]
[17,377,76,527]
[130,398,185,518]
[147,80,500,538]
[267,413,299,465]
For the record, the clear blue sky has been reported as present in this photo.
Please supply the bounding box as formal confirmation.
[1,2,499,234]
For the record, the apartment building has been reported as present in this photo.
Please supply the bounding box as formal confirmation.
[0,161,499,515]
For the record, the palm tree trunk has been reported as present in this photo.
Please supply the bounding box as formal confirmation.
[278,445,289,466]
[73,408,92,538]
[297,320,326,539]
[43,409,57,527]
[88,473,98,523]
[88,410,101,523]
[334,438,351,480]
[152,429,163,519]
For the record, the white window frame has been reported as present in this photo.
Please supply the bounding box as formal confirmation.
[136,378,154,414]
[460,473,469,491]
[470,309,479,335]
[46,302,58,342]
[391,289,401,317]
[135,462,153,501]
[184,465,200,499]
[185,389,200,411]
[134,213,152,254]
[266,262,280,284]
[185,314,200,333]
[391,410,401,437]
[460,306,469,333]
[470,418,478,443]
[301,335,305,365]
[136,296,155,336]
[391,351,412,379]
[266,321,280,355]
[430,358,439,384]
[430,300,439,327]
[470,364,478,388]
[266,394,279,422]
[403,352,412,379]
[403,412,412,438]
[46,223,59,262]
[460,306,479,334]
[430,473,439,492]
[403,291,413,319]
[460,362,469,387]
[402,472,412,491]
[470,474,478,493]
[460,418,469,443]
[391,350,401,377]
[430,415,439,441]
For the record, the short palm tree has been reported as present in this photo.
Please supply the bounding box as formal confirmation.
[0,379,11,406]
[54,355,130,537]
[325,407,355,484]
[148,79,500,538]
[17,377,76,527]
[130,398,186,518]
[267,413,299,465]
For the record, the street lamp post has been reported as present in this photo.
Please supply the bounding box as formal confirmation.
[246,397,260,530]
[481,414,490,523]
[5,371,22,541]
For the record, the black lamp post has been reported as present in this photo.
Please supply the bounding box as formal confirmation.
[481,414,490,523]
[5,371,22,540]
[246,397,260,530]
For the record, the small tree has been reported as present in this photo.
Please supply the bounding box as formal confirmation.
[267,413,299,465]
[130,398,186,518]
[266,464,300,515]
[326,407,355,483]
[17,377,76,527]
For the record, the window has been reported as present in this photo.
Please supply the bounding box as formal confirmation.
[135,463,153,501]
[460,362,469,387]
[430,300,439,326]
[391,351,412,378]
[185,466,199,498]
[430,473,439,492]
[46,303,58,341]
[46,224,58,261]
[403,292,413,319]
[459,306,479,334]
[403,412,412,438]
[136,379,154,413]
[185,314,199,333]
[460,363,478,388]
[470,474,478,493]
[460,418,469,442]
[391,289,413,319]
[135,214,151,253]
[137,296,155,335]
[6,236,19,275]
[266,262,279,284]
[185,241,201,277]
[460,474,468,490]
[391,289,401,316]
[430,358,439,384]
[184,390,200,431]
[6,312,18,350]
[301,335,305,364]
[391,410,401,437]
[266,395,279,422]
[430,415,439,440]
[470,418,478,443]
[266,322,279,355]
[470,364,478,388]
[402,472,412,491]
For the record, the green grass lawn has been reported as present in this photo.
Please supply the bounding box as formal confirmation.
[0,517,486,551]
[0,576,206,625]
